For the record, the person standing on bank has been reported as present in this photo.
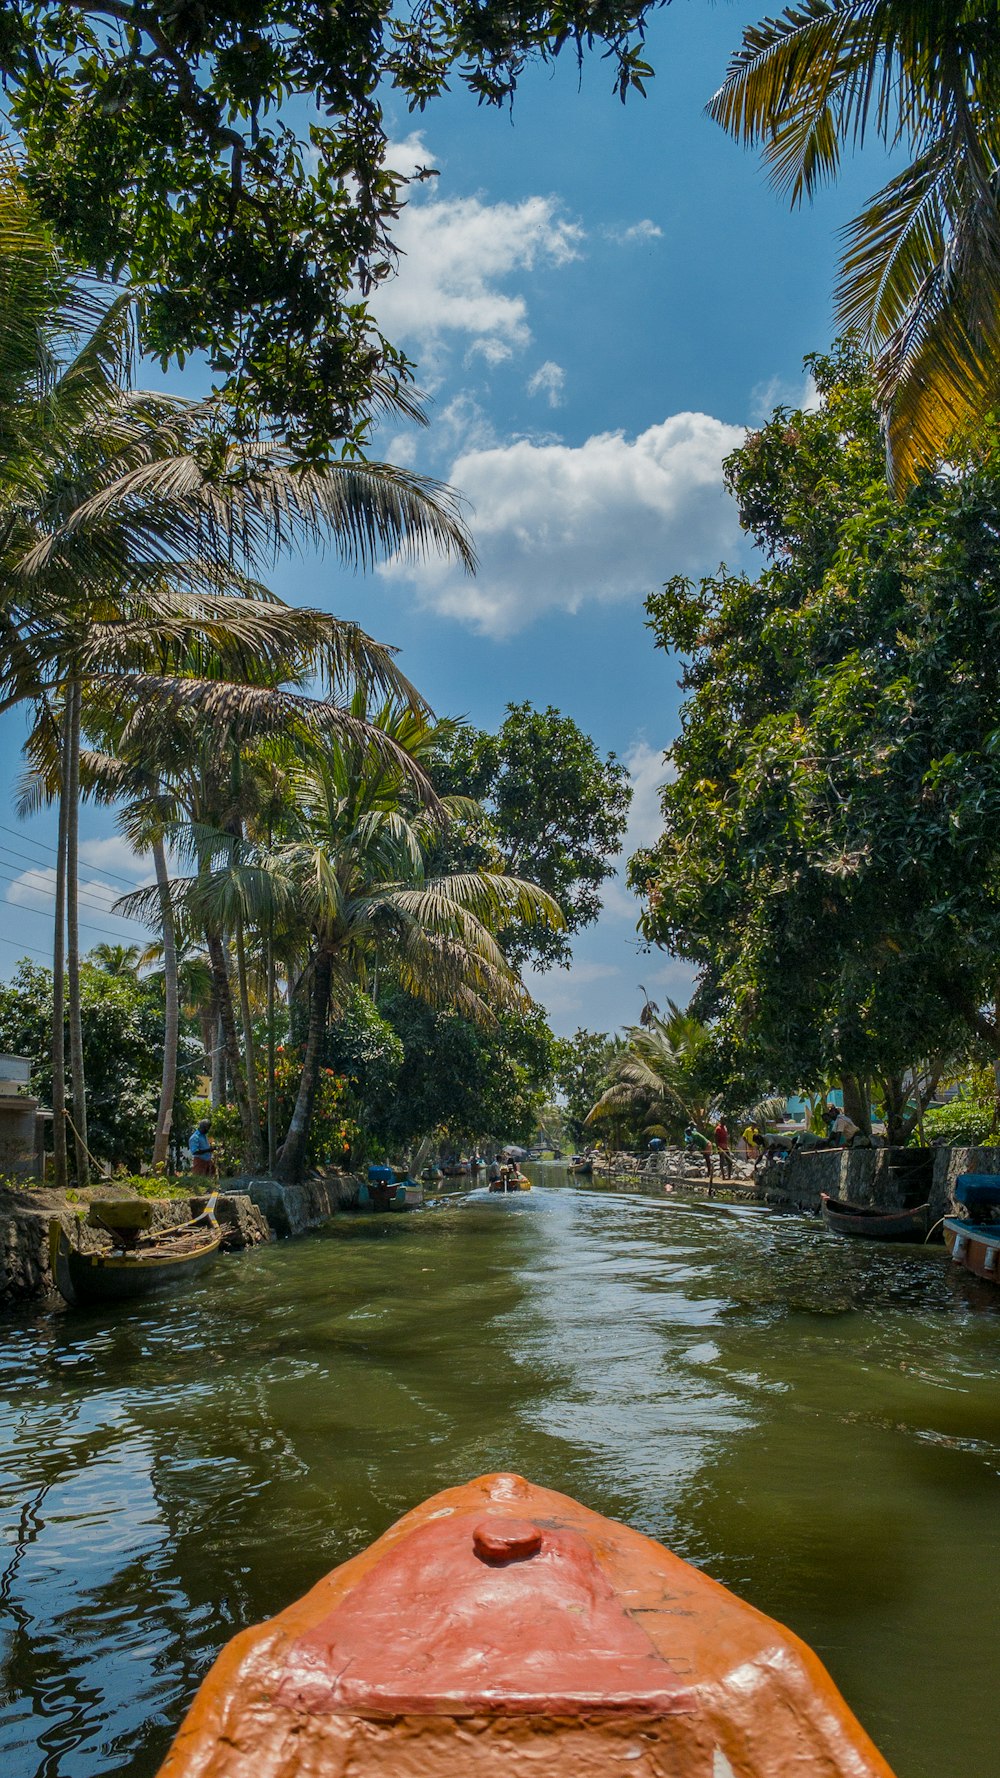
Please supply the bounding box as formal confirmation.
[189,1118,215,1177]
[713,1116,733,1179]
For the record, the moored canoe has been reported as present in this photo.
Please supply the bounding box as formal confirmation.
[157,1471,896,1778]
[49,1214,222,1306]
[820,1193,930,1241]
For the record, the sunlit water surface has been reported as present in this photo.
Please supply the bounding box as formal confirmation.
[1,1174,998,1778]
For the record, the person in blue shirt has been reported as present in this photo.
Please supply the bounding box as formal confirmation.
[189,1119,215,1177]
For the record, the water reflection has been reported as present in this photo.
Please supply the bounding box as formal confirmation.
[1,1177,998,1778]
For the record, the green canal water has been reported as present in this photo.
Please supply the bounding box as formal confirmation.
[1,1175,999,1778]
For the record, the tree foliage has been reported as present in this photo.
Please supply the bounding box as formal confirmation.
[586,1001,716,1140]
[553,1027,622,1141]
[433,703,631,969]
[2,0,663,456]
[632,344,1000,1100]
[367,988,556,1151]
[0,958,182,1167]
[710,1,1000,486]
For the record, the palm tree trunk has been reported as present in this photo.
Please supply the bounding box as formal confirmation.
[205,929,262,1172]
[210,1003,225,1107]
[151,832,178,1170]
[275,948,332,1184]
[235,916,261,1138]
[65,683,90,1188]
[51,707,70,1193]
[266,922,277,1172]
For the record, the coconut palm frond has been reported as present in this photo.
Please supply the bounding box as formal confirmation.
[709,0,1000,487]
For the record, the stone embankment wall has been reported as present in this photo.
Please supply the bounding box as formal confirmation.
[771,1144,1000,1220]
[0,1169,368,1307]
[0,1187,271,1308]
[243,1171,360,1236]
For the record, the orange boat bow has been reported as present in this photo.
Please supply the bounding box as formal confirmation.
[158,1472,896,1778]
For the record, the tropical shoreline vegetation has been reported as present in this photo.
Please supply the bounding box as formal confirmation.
[2,6,1000,1176]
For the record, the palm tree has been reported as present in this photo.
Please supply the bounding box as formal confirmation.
[709,3,1000,485]
[586,1001,715,1137]
[0,165,473,1185]
[87,943,142,977]
[134,703,564,1181]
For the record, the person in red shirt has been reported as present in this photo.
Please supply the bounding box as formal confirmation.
[713,1118,733,1179]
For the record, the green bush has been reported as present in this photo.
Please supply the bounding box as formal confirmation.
[923,1070,998,1146]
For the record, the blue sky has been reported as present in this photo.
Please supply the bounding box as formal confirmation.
[0,2,895,1035]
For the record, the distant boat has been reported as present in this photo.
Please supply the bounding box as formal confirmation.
[820,1193,929,1242]
[49,1195,222,1306]
[569,1155,593,1177]
[944,1174,1000,1282]
[158,1471,897,1778]
[360,1167,423,1212]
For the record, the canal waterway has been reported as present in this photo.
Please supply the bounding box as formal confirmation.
[1,1174,998,1778]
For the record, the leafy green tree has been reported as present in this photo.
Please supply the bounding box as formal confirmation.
[554,1028,623,1141]
[710,2,1000,486]
[3,0,660,455]
[433,704,631,969]
[923,1069,998,1147]
[0,959,192,1168]
[632,345,998,1120]
[367,990,556,1153]
[323,988,405,1112]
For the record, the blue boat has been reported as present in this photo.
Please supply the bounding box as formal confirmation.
[358,1165,423,1212]
[944,1174,1000,1282]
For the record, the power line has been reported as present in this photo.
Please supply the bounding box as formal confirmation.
[0,932,55,961]
[0,850,143,920]
[0,868,152,943]
[0,820,147,888]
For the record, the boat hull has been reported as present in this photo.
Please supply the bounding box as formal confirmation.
[49,1220,222,1306]
[157,1472,896,1778]
[820,1193,929,1241]
[944,1217,1000,1282]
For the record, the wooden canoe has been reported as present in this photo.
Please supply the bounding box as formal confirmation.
[570,1158,594,1176]
[820,1192,930,1242]
[157,1472,897,1778]
[944,1217,1000,1282]
[49,1198,223,1306]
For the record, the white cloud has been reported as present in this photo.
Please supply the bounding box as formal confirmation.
[385,131,437,182]
[600,740,673,923]
[436,392,497,455]
[608,219,663,244]
[526,960,621,1025]
[78,835,148,878]
[622,740,672,854]
[750,370,820,422]
[373,192,582,367]
[6,867,150,931]
[383,411,746,636]
[526,360,565,407]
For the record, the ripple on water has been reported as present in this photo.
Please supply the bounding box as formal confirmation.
[1,1183,999,1778]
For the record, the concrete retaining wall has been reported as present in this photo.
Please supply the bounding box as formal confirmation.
[772,1143,1000,1220]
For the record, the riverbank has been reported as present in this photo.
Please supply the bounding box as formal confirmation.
[585,1142,998,1222]
[0,1168,367,1306]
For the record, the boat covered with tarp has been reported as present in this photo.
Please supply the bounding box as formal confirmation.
[50,1194,222,1306]
[157,1471,896,1778]
[944,1173,1000,1282]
